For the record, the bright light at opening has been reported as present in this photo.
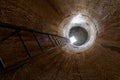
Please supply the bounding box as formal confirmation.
[70,14,86,24]
[70,36,77,44]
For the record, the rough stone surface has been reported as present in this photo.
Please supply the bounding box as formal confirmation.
[0,0,120,80]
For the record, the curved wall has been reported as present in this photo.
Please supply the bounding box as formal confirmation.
[0,0,120,80]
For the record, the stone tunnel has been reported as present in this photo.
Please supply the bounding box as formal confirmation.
[0,0,120,80]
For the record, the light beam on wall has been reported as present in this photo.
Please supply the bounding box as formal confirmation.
[70,14,86,24]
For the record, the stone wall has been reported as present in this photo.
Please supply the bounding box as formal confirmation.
[0,0,120,80]
[0,0,62,33]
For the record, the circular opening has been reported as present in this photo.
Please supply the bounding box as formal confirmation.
[69,26,89,46]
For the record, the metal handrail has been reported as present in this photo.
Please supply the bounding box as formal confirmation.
[0,21,68,40]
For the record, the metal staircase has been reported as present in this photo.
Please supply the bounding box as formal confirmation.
[0,22,69,72]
